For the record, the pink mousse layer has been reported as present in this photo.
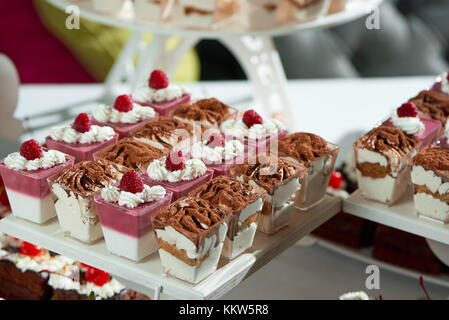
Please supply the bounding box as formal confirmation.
[142,168,214,201]
[0,157,74,198]
[45,134,119,163]
[90,115,158,139]
[382,117,442,150]
[133,94,191,117]
[95,191,172,238]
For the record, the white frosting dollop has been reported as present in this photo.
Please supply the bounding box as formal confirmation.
[147,157,207,182]
[132,84,189,103]
[101,184,167,209]
[191,140,245,163]
[50,125,115,144]
[4,149,67,171]
[220,118,285,140]
[93,103,156,124]
[391,110,425,135]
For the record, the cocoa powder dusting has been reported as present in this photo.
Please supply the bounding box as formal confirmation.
[131,117,193,146]
[278,132,330,166]
[413,146,449,172]
[173,98,231,126]
[355,126,416,156]
[409,90,449,127]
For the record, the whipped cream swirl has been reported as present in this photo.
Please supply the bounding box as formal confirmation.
[4,149,67,171]
[191,140,244,163]
[132,85,189,103]
[93,103,156,124]
[50,125,115,144]
[101,184,166,208]
[221,118,285,140]
[391,110,425,135]
[147,157,207,182]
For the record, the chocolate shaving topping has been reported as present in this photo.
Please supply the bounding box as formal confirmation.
[152,197,230,245]
[278,132,330,166]
[96,138,168,170]
[413,146,449,173]
[355,126,416,156]
[189,176,264,212]
[173,98,231,127]
[54,159,128,196]
[409,90,449,127]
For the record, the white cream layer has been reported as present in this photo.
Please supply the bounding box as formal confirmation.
[93,103,156,124]
[4,149,67,171]
[147,157,207,182]
[6,189,56,224]
[222,222,257,259]
[133,84,189,103]
[414,193,449,223]
[50,125,115,144]
[411,165,449,195]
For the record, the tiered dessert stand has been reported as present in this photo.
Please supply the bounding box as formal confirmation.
[0,0,382,300]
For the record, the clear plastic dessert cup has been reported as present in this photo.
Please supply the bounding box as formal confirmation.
[48,175,104,244]
[203,145,256,179]
[90,115,158,140]
[134,94,191,117]
[45,134,119,163]
[95,190,172,261]
[292,142,339,211]
[142,168,214,201]
[0,153,75,224]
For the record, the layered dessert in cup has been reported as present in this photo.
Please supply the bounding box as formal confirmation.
[172,98,238,129]
[353,126,417,205]
[46,113,118,163]
[132,70,190,117]
[130,116,196,152]
[190,130,253,178]
[230,154,305,234]
[0,140,74,224]
[189,176,265,259]
[133,0,176,22]
[277,132,339,210]
[277,0,330,24]
[411,146,449,223]
[409,90,449,130]
[143,150,214,201]
[91,94,158,139]
[48,160,128,244]
[93,137,169,172]
[381,102,442,151]
[151,196,231,284]
[430,71,449,96]
[95,171,172,261]
[220,109,288,151]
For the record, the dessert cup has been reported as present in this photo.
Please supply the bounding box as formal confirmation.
[409,90,449,131]
[45,133,119,163]
[143,168,214,201]
[133,93,191,117]
[151,197,231,284]
[90,115,157,140]
[189,176,266,259]
[0,152,75,224]
[48,160,127,244]
[95,188,172,261]
[246,129,289,152]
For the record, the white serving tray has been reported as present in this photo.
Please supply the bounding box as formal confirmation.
[343,190,449,246]
[0,196,341,300]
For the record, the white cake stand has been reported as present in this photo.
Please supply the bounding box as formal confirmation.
[46,0,382,130]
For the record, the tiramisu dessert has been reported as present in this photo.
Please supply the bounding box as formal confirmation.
[247,0,278,30]
[93,137,169,172]
[278,0,330,23]
[0,140,74,224]
[172,98,237,129]
[132,70,190,117]
[430,71,449,96]
[353,126,417,205]
[95,171,172,261]
[220,109,287,150]
[190,130,251,178]
[46,113,118,163]
[409,90,449,130]
[151,196,231,284]
[143,150,214,201]
[381,102,442,151]
[91,94,158,139]
[277,132,339,210]
[230,154,305,234]
[189,176,265,259]
[131,116,195,152]
[133,0,175,22]
[48,160,128,243]
[411,146,449,223]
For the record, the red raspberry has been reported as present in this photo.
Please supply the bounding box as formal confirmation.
[397,102,418,118]
[242,109,263,128]
[446,73,449,82]
[165,150,185,172]
[206,132,225,148]
[149,70,169,89]
[328,171,343,189]
[72,113,91,133]
[85,267,109,287]
[19,242,42,257]
[0,190,9,207]
[113,94,134,112]
[119,171,144,194]
[19,139,43,160]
